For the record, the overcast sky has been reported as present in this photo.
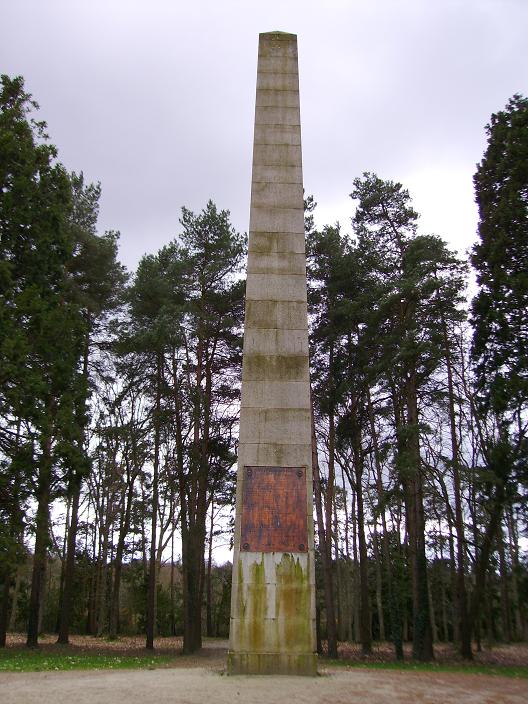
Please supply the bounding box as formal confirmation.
[2,0,527,271]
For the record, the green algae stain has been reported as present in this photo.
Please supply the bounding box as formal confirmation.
[236,559,246,618]
[248,558,267,651]
[245,354,308,381]
[276,553,311,651]
[238,557,267,652]
[237,554,312,655]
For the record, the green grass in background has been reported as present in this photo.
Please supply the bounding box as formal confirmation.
[325,659,528,678]
[0,649,173,672]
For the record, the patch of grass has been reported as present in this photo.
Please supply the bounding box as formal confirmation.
[323,659,528,679]
[0,649,173,673]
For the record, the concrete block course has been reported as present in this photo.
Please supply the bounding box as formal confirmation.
[247,250,307,276]
[249,206,304,234]
[256,71,299,92]
[252,143,302,168]
[248,232,306,254]
[251,164,303,184]
[241,380,311,410]
[239,407,312,446]
[257,56,299,76]
[254,124,301,147]
[243,328,309,356]
[245,300,308,330]
[256,89,300,108]
[250,182,304,209]
[237,442,311,469]
[245,272,307,302]
[255,106,300,126]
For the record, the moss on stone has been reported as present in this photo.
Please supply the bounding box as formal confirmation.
[276,553,311,651]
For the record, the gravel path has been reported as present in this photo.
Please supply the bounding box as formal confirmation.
[2,666,527,704]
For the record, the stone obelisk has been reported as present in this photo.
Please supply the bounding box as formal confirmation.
[228,31,316,676]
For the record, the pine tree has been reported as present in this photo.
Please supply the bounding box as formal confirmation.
[0,75,85,647]
[472,94,528,421]
[470,94,528,641]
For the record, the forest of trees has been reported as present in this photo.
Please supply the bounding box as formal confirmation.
[0,75,526,662]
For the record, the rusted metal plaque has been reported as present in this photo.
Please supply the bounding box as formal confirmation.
[240,466,308,553]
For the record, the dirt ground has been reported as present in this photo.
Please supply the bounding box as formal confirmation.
[2,636,528,703]
[2,665,528,704]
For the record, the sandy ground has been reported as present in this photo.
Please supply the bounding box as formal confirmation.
[2,665,528,704]
[3,637,527,703]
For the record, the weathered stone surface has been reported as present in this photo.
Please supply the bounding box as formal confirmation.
[237,442,311,469]
[241,380,310,409]
[252,143,302,168]
[248,231,305,254]
[243,328,308,356]
[227,651,317,676]
[256,89,300,108]
[250,182,304,209]
[251,164,302,184]
[242,354,309,382]
[257,56,299,76]
[255,105,300,126]
[247,250,307,276]
[249,206,304,234]
[239,408,312,445]
[254,124,301,147]
[258,33,298,59]
[256,71,299,92]
[244,300,308,330]
[245,272,307,302]
[229,31,316,676]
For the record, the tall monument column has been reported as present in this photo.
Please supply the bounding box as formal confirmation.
[228,31,317,676]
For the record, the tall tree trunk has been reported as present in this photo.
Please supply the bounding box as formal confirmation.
[437,521,450,642]
[332,489,344,641]
[498,526,512,642]
[27,427,53,648]
[372,521,385,642]
[444,506,459,643]
[170,526,176,636]
[206,500,214,637]
[146,353,163,650]
[8,566,21,632]
[57,480,81,643]
[427,571,438,643]
[0,578,11,646]
[441,315,472,658]
[340,468,353,642]
[172,350,203,653]
[311,397,338,658]
[367,386,403,658]
[55,495,71,634]
[57,333,90,644]
[86,514,98,635]
[351,488,360,643]
[404,371,433,661]
[181,521,206,652]
[352,430,372,655]
[109,480,135,640]
[95,516,110,637]
[469,480,505,641]
[506,504,525,639]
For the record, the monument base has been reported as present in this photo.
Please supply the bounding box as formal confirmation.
[227,651,317,676]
